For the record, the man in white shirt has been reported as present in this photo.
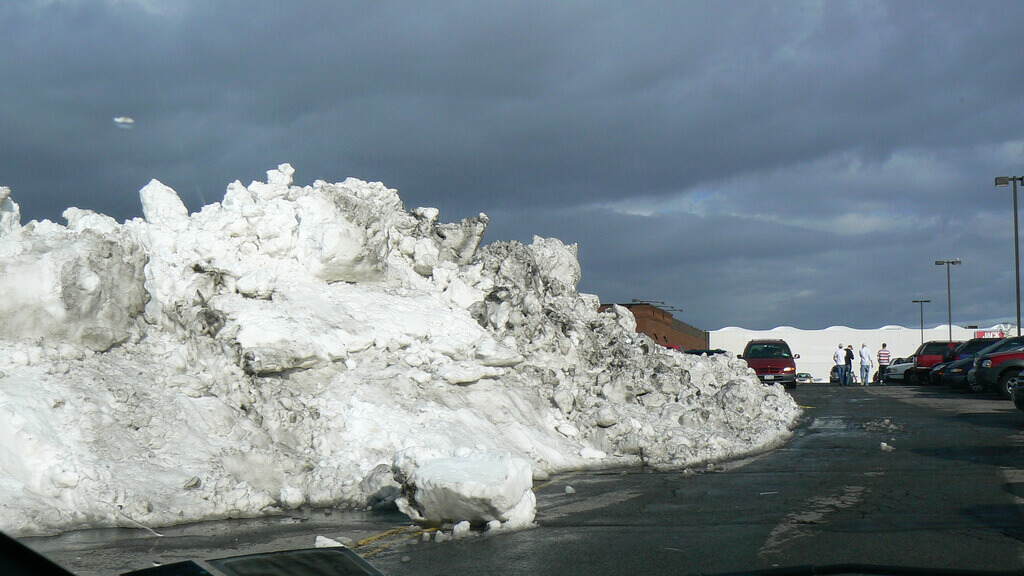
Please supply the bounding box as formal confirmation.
[834,344,847,386]
[859,344,873,386]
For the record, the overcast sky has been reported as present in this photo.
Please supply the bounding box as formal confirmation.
[4,1,1024,330]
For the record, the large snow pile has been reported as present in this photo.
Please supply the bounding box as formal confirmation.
[0,167,799,536]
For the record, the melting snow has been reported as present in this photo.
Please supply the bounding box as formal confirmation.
[0,165,800,536]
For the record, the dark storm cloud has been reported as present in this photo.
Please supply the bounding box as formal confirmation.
[3,1,1024,329]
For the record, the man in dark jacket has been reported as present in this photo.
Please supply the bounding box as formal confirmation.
[845,344,855,385]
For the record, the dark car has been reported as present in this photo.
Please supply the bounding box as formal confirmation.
[950,337,1003,360]
[936,357,975,389]
[738,339,799,389]
[971,348,1024,398]
[966,336,1024,393]
[930,338,1002,388]
[936,337,1024,389]
[685,349,728,357]
[928,338,996,386]
[928,361,951,385]
[1011,377,1024,412]
[906,341,961,385]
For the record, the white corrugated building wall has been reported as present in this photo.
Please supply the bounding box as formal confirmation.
[709,325,1013,382]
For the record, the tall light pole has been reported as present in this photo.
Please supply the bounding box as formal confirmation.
[995,176,1023,336]
[935,259,962,341]
[912,299,930,344]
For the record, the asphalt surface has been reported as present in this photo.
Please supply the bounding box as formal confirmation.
[22,383,1024,575]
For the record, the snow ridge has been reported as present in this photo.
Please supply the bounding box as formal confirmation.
[0,165,799,535]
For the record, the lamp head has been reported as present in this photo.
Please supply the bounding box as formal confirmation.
[996,176,1011,187]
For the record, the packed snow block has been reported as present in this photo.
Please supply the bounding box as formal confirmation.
[529,236,581,290]
[0,186,20,236]
[434,214,489,264]
[392,448,536,527]
[140,179,189,227]
[296,217,386,283]
[0,229,147,351]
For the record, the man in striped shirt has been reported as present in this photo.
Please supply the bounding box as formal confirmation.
[876,343,891,383]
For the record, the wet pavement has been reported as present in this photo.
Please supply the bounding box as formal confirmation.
[22,383,1024,575]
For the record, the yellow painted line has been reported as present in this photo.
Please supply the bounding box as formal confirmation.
[362,544,392,558]
[359,527,438,557]
[798,404,815,409]
[355,526,409,548]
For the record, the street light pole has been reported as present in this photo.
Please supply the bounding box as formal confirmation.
[935,259,962,341]
[995,176,1023,336]
[912,299,930,344]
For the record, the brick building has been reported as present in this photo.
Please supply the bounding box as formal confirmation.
[599,302,709,351]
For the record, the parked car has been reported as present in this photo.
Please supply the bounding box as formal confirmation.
[965,336,1024,393]
[970,347,1024,398]
[796,372,813,384]
[738,339,799,389]
[936,357,974,389]
[829,364,862,384]
[883,356,914,383]
[930,337,1002,386]
[906,341,961,385]
[950,337,1003,360]
[685,349,728,357]
[929,361,951,385]
[939,336,1024,389]
[1011,377,1024,412]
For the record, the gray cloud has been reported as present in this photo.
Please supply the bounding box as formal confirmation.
[4,1,1024,329]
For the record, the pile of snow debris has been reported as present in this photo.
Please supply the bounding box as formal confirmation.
[0,166,799,536]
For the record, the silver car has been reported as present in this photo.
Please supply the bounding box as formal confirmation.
[883,356,915,383]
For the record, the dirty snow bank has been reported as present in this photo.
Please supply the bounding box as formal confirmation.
[0,166,799,536]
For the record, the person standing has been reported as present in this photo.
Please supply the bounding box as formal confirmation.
[876,343,891,383]
[845,344,855,386]
[834,344,847,386]
[860,343,873,386]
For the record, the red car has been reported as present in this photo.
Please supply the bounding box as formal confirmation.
[971,348,1024,398]
[906,340,961,385]
[739,339,800,389]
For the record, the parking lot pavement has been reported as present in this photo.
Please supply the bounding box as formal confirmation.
[371,383,1024,575]
[22,382,1024,576]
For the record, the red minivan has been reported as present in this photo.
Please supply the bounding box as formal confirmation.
[739,339,799,389]
[906,340,961,385]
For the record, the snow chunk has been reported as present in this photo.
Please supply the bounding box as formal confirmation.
[393,448,536,528]
[0,187,20,236]
[315,535,345,548]
[140,179,189,226]
[0,223,147,350]
[529,236,581,290]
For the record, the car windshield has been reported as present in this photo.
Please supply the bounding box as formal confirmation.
[919,342,953,355]
[955,338,1000,356]
[978,336,1024,356]
[8,3,1024,576]
[745,343,793,359]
